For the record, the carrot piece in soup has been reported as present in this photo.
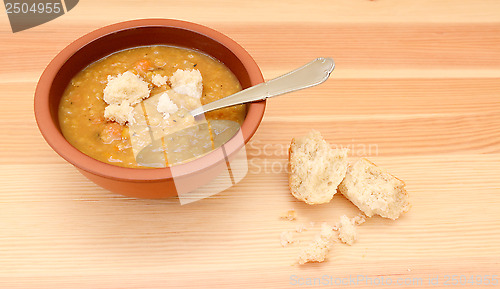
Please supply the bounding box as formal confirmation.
[100,123,123,144]
[134,59,153,75]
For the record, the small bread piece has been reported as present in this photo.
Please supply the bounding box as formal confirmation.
[170,69,203,98]
[289,130,349,205]
[151,73,169,87]
[103,102,135,125]
[103,71,150,106]
[337,215,357,245]
[102,71,151,124]
[298,223,335,264]
[157,91,179,119]
[338,158,410,220]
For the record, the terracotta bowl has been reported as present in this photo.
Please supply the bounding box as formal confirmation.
[34,19,265,199]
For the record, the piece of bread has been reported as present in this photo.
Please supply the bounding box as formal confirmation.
[151,73,169,87]
[103,71,151,124]
[338,158,410,220]
[288,130,349,204]
[337,215,357,245]
[170,69,203,99]
[157,91,179,119]
[103,71,150,106]
[103,102,135,125]
[297,223,335,264]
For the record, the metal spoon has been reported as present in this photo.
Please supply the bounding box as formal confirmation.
[190,57,335,117]
[135,57,335,167]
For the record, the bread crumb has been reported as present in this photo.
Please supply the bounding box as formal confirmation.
[170,69,203,98]
[280,231,295,247]
[297,223,335,264]
[157,91,179,119]
[289,130,349,205]
[280,210,297,221]
[151,74,169,87]
[295,224,307,233]
[337,215,357,245]
[339,158,410,220]
[102,71,150,124]
[352,213,367,225]
[103,71,150,106]
[103,102,135,125]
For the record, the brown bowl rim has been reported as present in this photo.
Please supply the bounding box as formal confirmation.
[34,19,266,182]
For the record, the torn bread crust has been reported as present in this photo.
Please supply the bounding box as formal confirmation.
[339,158,410,220]
[297,223,335,264]
[288,130,349,205]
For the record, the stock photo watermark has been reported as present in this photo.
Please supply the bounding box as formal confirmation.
[247,140,379,174]
[167,137,378,203]
[290,274,499,287]
[4,0,79,32]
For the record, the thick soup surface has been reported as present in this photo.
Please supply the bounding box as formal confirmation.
[58,46,245,168]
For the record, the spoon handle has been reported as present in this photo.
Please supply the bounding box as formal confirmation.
[190,57,335,117]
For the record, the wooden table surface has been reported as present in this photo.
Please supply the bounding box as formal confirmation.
[1,1,500,288]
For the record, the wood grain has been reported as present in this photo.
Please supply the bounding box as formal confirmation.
[1,0,499,288]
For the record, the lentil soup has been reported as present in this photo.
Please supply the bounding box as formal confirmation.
[58,45,245,168]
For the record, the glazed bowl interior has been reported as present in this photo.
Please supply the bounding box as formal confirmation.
[35,19,265,182]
